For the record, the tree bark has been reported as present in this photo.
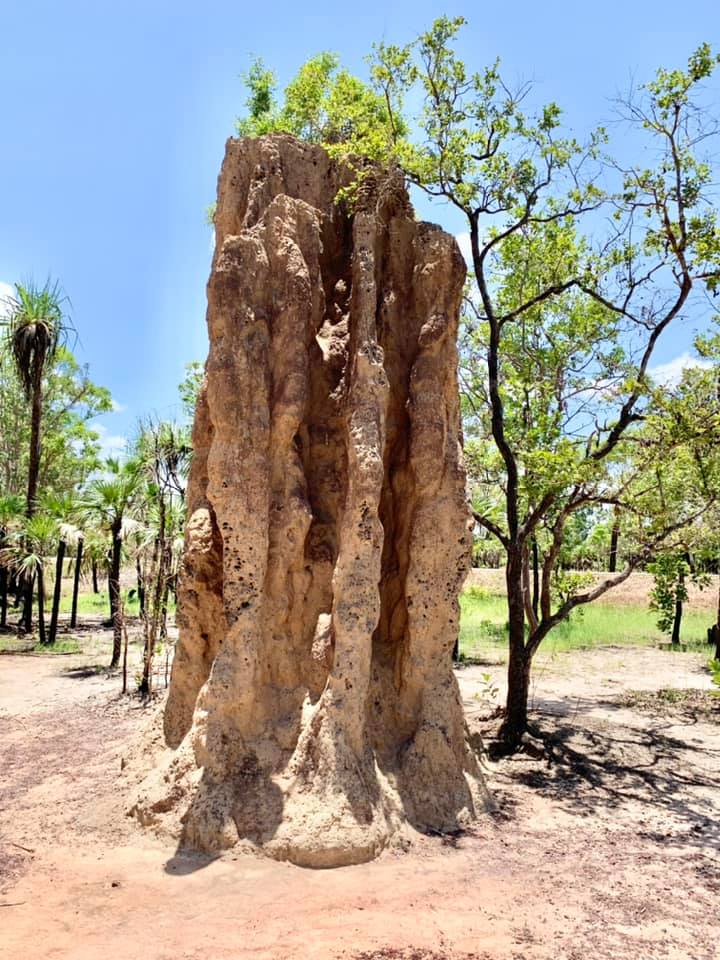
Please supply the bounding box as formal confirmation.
[48,538,66,645]
[0,565,6,628]
[609,517,620,573]
[22,573,33,632]
[36,564,46,644]
[91,558,99,594]
[531,538,539,618]
[671,566,684,646]
[26,369,43,518]
[0,527,7,628]
[136,554,145,616]
[499,546,530,750]
[70,538,83,628]
[715,576,720,661]
[109,524,122,668]
[500,638,531,751]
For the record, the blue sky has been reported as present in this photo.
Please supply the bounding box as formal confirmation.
[1,0,718,454]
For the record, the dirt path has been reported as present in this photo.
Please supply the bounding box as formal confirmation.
[1,642,719,959]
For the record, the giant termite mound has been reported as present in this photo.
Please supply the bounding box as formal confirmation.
[130,134,488,866]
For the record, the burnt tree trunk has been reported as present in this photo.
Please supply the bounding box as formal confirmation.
[48,538,66,645]
[608,518,620,573]
[0,526,7,628]
[91,559,99,594]
[109,524,123,668]
[671,565,684,646]
[136,553,145,616]
[36,564,46,644]
[70,537,83,628]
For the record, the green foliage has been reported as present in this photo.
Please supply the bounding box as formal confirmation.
[235,53,402,164]
[0,343,112,500]
[178,361,203,422]
[82,458,144,535]
[709,659,720,693]
[648,554,691,635]
[2,279,71,398]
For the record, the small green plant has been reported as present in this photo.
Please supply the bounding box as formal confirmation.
[709,659,720,695]
[473,671,499,702]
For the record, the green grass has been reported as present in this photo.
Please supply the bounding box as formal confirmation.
[58,588,175,618]
[459,586,712,661]
[0,635,81,655]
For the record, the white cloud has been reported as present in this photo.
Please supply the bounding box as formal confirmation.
[648,352,711,388]
[110,398,127,413]
[0,280,15,319]
[455,232,472,266]
[95,423,129,459]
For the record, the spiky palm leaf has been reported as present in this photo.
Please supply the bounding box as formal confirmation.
[3,280,71,398]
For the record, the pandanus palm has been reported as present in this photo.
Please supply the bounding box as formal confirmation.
[83,459,142,667]
[3,280,71,629]
[3,280,71,517]
[1,514,59,644]
[0,495,24,628]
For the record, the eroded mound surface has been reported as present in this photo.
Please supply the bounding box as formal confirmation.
[129,134,487,865]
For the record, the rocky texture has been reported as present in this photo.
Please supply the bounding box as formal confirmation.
[130,134,488,866]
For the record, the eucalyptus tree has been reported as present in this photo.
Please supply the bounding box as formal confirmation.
[365,22,720,747]
[83,459,143,667]
[238,26,720,747]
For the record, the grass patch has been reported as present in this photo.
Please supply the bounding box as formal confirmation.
[58,588,176,618]
[0,635,82,655]
[459,586,713,661]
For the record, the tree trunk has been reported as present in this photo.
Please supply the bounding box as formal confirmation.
[671,566,684,646]
[109,525,122,668]
[0,527,7,628]
[22,573,33,632]
[0,565,6,628]
[609,519,620,573]
[26,372,43,518]
[715,576,720,661]
[20,368,44,632]
[37,564,46,644]
[498,546,530,750]
[500,637,532,751]
[48,539,66,645]
[70,537,83,628]
[136,553,145,616]
[91,559,99,594]
[531,538,539,619]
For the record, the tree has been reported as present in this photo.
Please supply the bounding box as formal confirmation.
[83,459,143,667]
[178,361,203,422]
[2,281,74,516]
[0,345,111,502]
[0,514,60,644]
[360,21,720,749]
[0,495,24,628]
[40,493,82,645]
[132,420,190,695]
[236,53,403,165]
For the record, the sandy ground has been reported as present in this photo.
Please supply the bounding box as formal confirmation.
[1,634,719,960]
